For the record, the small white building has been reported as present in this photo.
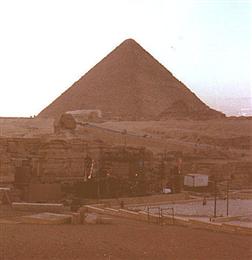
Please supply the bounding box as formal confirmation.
[184,174,209,187]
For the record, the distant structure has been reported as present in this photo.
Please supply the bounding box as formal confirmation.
[54,109,102,133]
[66,109,102,122]
[38,39,225,120]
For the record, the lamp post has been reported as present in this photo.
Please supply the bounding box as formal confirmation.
[208,179,217,219]
[226,179,230,216]
[210,178,230,219]
[122,129,127,147]
[97,146,103,201]
[214,180,217,218]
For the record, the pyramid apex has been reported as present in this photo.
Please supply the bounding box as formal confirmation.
[123,38,137,43]
[120,38,139,46]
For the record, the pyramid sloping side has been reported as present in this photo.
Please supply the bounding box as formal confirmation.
[38,39,224,120]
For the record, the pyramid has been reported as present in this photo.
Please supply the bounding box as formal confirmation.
[38,39,224,120]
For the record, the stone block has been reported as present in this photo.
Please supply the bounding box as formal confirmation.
[98,217,113,224]
[71,212,81,224]
[78,206,88,223]
[84,213,98,224]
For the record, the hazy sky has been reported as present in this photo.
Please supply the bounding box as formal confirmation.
[0,0,251,116]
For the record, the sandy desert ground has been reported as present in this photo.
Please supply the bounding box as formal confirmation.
[0,118,54,137]
[1,117,251,160]
[0,207,251,260]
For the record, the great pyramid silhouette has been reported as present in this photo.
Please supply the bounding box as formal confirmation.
[38,39,224,120]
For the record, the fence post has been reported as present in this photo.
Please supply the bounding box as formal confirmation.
[147,206,150,224]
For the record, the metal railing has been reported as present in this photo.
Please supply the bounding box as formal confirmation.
[161,207,175,225]
[146,206,175,225]
[209,179,231,219]
[147,206,161,224]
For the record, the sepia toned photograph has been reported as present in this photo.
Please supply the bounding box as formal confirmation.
[0,1,251,259]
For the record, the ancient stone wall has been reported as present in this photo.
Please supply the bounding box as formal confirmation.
[0,137,250,189]
[0,138,92,183]
[0,138,154,184]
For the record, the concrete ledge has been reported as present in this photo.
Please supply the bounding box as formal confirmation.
[91,204,106,209]
[189,219,251,235]
[104,208,160,223]
[119,209,142,220]
[173,216,190,227]
[80,205,252,235]
[220,223,237,234]
[21,212,72,225]
[90,193,190,207]
[85,205,105,214]
[189,219,222,232]
[211,215,243,223]
[12,202,64,213]
[137,211,149,222]
[222,223,252,235]
[235,227,252,236]
[104,208,120,216]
